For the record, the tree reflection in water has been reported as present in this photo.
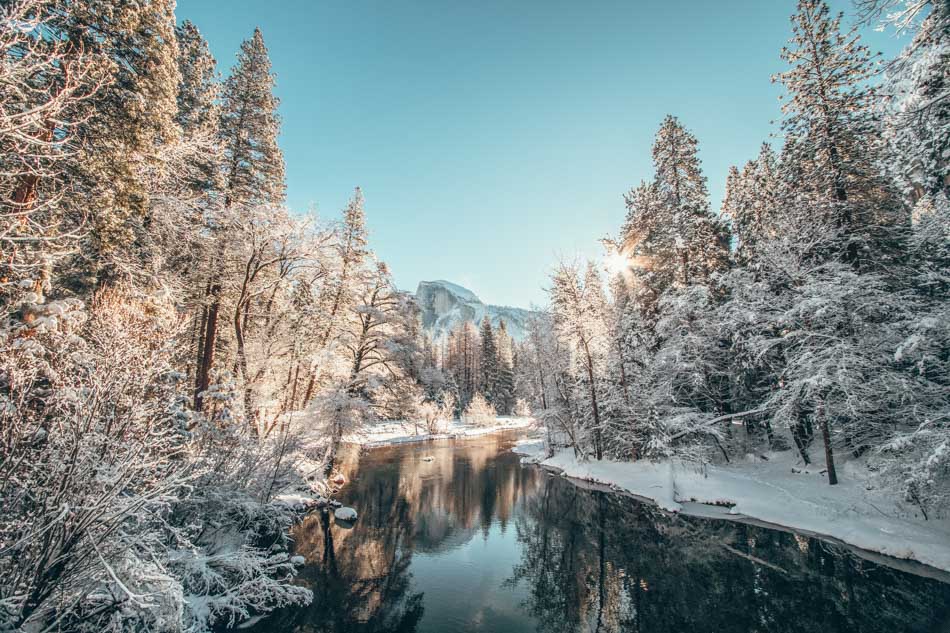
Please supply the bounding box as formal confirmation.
[510,474,950,633]
[253,435,950,633]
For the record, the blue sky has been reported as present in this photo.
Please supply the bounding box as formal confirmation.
[176,0,906,308]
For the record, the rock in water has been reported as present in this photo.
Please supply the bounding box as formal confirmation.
[334,507,358,522]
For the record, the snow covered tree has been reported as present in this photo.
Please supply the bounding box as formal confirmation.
[618,180,672,316]
[494,320,516,414]
[774,0,905,266]
[296,188,371,408]
[478,316,499,405]
[651,115,730,286]
[721,144,781,265]
[63,0,182,277]
[193,31,286,411]
[445,319,481,410]
[1,0,103,298]
[878,0,950,207]
[219,27,285,208]
[550,261,611,460]
[173,20,222,199]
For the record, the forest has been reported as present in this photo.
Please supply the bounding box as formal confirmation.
[522,0,949,509]
[0,0,947,630]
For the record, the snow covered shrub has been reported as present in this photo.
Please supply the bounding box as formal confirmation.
[310,384,372,473]
[513,398,531,417]
[438,390,457,422]
[0,286,192,631]
[462,393,497,427]
[415,390,457,434]
[876,419,950,520]
[0,286,313,631]
[418,401,445,434]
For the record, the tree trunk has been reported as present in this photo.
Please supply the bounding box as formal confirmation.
[616,340,630,405]
[9,119,54,211]
[581,340,603,460]
[194,285,220,411]
[818,401,838,485]
[302,372,317,409]
[234,299,256,433]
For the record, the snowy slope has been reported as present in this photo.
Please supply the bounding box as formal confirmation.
[514,444,950,576]
[415,280,536,341]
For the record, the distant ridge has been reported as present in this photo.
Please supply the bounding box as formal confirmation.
[415,280,536,341]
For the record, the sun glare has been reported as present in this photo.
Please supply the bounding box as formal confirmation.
[604,248,630,276]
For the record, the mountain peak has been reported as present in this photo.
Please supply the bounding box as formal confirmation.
[416,280,480,304]
[415,280,534,341]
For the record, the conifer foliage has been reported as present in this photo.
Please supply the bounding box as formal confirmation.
[0,5,442,631]
[524,0,950,519]
[1,0,949,628]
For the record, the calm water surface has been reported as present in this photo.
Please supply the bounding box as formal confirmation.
[256,433,950,633]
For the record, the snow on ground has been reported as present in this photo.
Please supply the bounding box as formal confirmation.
[344,416,535,448]
[511,437,545,457]
[273,493,326,512]
[518,443,950,573]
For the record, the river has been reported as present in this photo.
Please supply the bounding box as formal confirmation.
[253,432,950,633]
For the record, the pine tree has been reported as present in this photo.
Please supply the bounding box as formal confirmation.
[478,316,499,405]
[618,180,672,315]
[174,20,221,198]
[721,144,780,265]
[774,0,904,265]
[879,1,950,207]
[494,320,516,414]
[194,27,287,411]
[651,115,730,286]
[300,188,370,407]
[219,27,285,208]
[56,0,182,278]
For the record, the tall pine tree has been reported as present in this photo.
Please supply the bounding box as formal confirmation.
[194,27,285,410]
[478,316,499,405]
[651,115,730,286]
[721,143,780,265]
[174,20,221,198]
[59,0,182,279]
[219,28,285,208]
[775,0,904,265]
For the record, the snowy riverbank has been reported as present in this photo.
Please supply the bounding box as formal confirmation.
[344,416,536,447]
[514,441,950,574]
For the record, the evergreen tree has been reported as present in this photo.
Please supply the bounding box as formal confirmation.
[58,0,182,278]
[618,180,671,315]
[478,316,499,405]
[299,188,370,407]
[721,144,780,265]
[651,115,730,286]
[879,0,950,207]
[219,27,285,208]
[494,321,516,414]
[775,0,904,265]
[174,20,222,198]
[315,189,370,346]
[194,27,286,410]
